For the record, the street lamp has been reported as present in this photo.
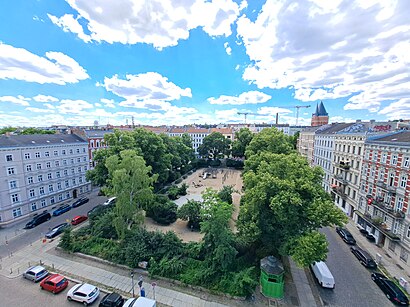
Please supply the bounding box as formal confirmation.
[130,271,135,298]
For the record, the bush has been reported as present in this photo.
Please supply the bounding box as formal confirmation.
[209,159,221,167]
[216,267,258,297]
[226,158,244,169]
[146,195,178,225]
[167,186,180,200]
[59,228,73,251]
[175,178,183,184]
[178,200,202,230]
[178,183,188,196]
[218,186,235,205]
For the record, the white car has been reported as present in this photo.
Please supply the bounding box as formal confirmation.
[103,197,116,206]
[67,283,100,305]
[123,297,157,307]
[23,265,48,282]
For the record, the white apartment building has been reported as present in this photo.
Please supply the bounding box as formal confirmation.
[0,134,91,225]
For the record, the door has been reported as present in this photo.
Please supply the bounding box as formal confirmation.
[72,189,77,198]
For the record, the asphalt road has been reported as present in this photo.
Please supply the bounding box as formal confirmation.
[315,228,394,307]
[0,191,107,258]
[0,274,103,306]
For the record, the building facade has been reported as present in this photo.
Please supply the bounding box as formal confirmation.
[311,101,329,127]
[0,134,91,225]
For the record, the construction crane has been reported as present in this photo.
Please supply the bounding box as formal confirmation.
[292,105,311,126]
[237,112,267,123]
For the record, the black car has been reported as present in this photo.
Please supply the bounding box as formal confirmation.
[24,211,51,229]
[99,292,124,307]
[45,223,70,239]
[372,272,409,305]
[72,197,89,208]
[350,246,377,269]
[336,227,356,244]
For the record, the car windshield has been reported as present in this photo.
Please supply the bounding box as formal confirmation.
[89,288,97,297]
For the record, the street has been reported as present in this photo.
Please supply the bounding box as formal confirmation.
[0,274,103,306]
[316,228,394,307]
[0,190,107,258]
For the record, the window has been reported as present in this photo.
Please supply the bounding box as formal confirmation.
[41,199,46,207]
[407,226,410,238]
[48,184,54,192]
[55,161,60,167]
[57,182,62,190]
[65,180,69,187]
[63,159,67,166]
[9,180,17,189]
[38,175,43,182]
[56,171,61,178]
[29,189,35,198]
[78,167,82,173]
[71,158,74,164]
[35,152,40,158]
[24,153,30,159]
[403,157,409,168]
[77,157,81,163]
[6,154,13,161]
[400,248,409,263]
[389,173,395,186]
[50,196,55,204]
[71,168,75,174]
[72,178,76,185]
[83,148,86,153]
[45,151,50,157]
[69,149,73,154]
[83,156,87,162]
[79,177,83,183]
[397,197,404,211]
[76,148,80,154]
[26,165,32,172]
[54,150,58,156]
[46,162,51,168]
[31,203,37,211]
[392,154,398,165]
[12,208,22,218]
[36,163,41,170]
[28,177,33,184]
[11,193,19,203]
[62,150,66,155]
[39,187,45,195]
[47,173,52,180]
[85,165,88,171]
[64,170,68,176]
[389,240,396,252]
[66,192,70,198]
[58,194,63,201]
[7,167,15,175]
[381,153,387,163]
[400,175,407,188]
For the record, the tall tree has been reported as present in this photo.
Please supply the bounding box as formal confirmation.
[238,152,347,267]
[231,128,253,157]
[245,127,294,157]
[105,150,156,240]
[198,132,231,159]
[20,128,55,135]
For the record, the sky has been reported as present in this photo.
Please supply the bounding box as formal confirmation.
[0,0,409,128]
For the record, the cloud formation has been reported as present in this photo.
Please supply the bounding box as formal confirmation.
[48,0,242,49]
[208,90,271,105]
[0,95,31,106]
[0,43,89,84]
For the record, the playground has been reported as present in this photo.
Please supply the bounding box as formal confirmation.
[144,167,243,242]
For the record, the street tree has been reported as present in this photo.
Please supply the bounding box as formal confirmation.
[238,152,347,267]
[245,127,294,157]
[198,132,231,159]
[105,149,157,240]
[231,128,253,157]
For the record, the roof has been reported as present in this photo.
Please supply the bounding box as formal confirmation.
[185,128,209,133]
[210,128,233,134]
[169,127,186,133]
[312,101,328,116]
[0,134,86,148]
[28,266,46,274]
[260,256,284,275]
[84,130,113,138]
[367,131,410,145]
[316,123,353,134]
[77,283,96,293]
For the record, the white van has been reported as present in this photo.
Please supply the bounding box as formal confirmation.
[311,261,335,289]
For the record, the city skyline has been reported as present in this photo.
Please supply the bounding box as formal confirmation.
[0,0,409,128]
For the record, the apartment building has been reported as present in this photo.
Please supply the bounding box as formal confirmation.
[298,126,323,166]
[355,131,410,271]
[0,134,91,225]
[84,130,113,167]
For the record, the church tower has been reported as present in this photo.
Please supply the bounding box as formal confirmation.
[311,101,329,126]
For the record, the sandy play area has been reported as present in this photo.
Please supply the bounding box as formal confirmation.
[144,167,243,242]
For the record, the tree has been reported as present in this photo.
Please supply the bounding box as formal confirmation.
[198,132,231,159]
[0,127,17,135]
[146,195,178,225]
[238,151,347,267]
[59,228,73,251]
[291,131,300,150]
[19,128,55,135]
[245,127,294,157]
[217,185,235,205]
[178,199,202,230]
[231,128,253,157]
[105,150,156,240]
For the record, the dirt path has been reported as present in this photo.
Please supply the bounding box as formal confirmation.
[144,168,243,242]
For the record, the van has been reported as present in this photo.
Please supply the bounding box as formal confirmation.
[311,261,335,289]
[24,211,51,229]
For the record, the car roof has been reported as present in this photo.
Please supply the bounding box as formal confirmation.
[73,215,84,219]
[28,265,46,274]
[46,274,65,283]
[104,292,122,302]
[53,223,68,229]
[77,283,97,293]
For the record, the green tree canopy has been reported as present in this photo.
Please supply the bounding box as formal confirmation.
[0,127,17,135]
[198,132,231,159]
[231,128,253,157]
[245,127,294,157]
[178,199,202,230]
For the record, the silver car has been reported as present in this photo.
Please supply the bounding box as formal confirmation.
[23,265,48,282]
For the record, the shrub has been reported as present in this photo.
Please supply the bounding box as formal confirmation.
[218,186,235,205]
[209,159,221,167]
[175,178,183,184]
[59,228,73,251]
[178,183,188,196]
[178,200,202,230]
[146,195,178,225]
[216,267,258,297]
[149,256,186,278]
[226,158,244,169]
[167,186,180,200]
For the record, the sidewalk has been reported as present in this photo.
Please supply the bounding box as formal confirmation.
[345,220,410,283]
[0,238,228,307]
[289,259,319,307]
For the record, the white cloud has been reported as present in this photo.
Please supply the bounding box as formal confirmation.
[56,99,94,114]
[0,95,31,106]
[99,72,192,111]
[208,90,271,105]
[224,42,232,55]
[94,103,102,107]
[236,0,410,112]
[235,64,240,70]
[44,103,56,109]
[0,43,89,84]
[33,95,59,103]
[48,0,241,49]
[100,98,115,108]
[25,107,55,113]
[378,98,410,120]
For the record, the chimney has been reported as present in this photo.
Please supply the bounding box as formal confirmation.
[276,113,279,125]
[5,132,11,137]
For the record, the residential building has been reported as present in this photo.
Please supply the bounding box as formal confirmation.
[298,126,323,166]
[84,130,113,167]
[311,101,329,127]
[0,134,91,225]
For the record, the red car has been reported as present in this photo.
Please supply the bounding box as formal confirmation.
[40,274,68,294]
[71,215,88,225]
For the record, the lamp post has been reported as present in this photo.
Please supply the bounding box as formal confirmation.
[130,271,135,298]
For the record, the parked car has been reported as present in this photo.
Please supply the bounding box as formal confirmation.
[24,211,51,229]
[123,297,157,307]
[52,204,71,216]
[45,223,70,239]
[67,283,100,306]
[87,205,103,217]
[372,272,409,305]
[23,265,48,282]
[359,228,369,236]
[310,261,335,289]
[71,215,88,225]
[366,234,376,242]
[72,197,90,208]
[336,227,356,244]
[103,197,117,206]
[40,273,69,294]
[350,246,377,269]
[99,292,124,307]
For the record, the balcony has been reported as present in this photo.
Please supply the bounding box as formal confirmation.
[334,174,348,185]
[371,198,405,219]
[375,180,396,194]
[357,211,401,241]
[332,185,347,199]
[338,161,350,170]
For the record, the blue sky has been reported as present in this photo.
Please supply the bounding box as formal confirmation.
[0,0,409,127]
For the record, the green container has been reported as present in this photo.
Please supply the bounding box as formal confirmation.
[260,256,284,299]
